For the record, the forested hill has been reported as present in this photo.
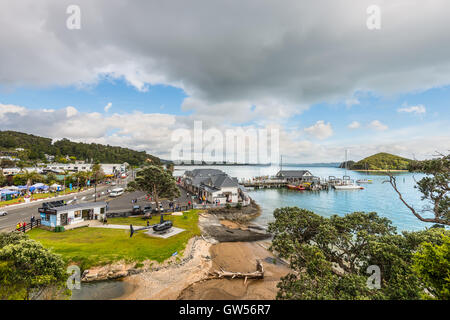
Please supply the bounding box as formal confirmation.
[349,152,412,170]
[0,131,160,166]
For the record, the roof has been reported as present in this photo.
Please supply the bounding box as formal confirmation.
[53,202,107,212]
[276,170,311,177]
[211,174,239,188]
[186,169,225,177]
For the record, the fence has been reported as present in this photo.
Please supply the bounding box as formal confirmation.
[14,219,41,233]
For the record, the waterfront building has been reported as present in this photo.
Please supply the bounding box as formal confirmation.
[38,201,107,228]
[274,170,315,183]
[182,169,249,204]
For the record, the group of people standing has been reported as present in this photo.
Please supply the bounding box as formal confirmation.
[15,215,36,232]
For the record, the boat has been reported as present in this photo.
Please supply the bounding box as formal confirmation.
[287,184,306,191]
[333,150,364,190]
[356,179,373,184]
[334,184,364,190]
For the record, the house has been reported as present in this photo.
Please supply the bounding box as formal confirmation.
[38,201,107,228]
[275,170,316,183]
[182,169,248,204]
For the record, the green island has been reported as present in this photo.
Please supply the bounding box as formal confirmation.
[340,152,413,171]
[27,210,201,271]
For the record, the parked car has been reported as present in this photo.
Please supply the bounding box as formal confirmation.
[143,205,153,219]
[0,211,7,216]
[152,203,164,213]
[131,205,142,214]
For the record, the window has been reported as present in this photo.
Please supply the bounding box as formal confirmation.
[100,207,105,214]
[74,210,81,218]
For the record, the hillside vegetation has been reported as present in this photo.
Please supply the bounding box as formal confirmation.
[0,130,160,166]
[350,152,412,170]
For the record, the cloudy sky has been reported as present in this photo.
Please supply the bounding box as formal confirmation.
[0,0,449,163]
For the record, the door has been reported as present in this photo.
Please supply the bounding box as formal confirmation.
[60,213,68,226]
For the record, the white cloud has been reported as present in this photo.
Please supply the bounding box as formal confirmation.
[65,106,78,118]
[369,120,388,131]
[1,0,450,125]
[304,120,333,140]
[348,121,361,129]
[104,102,112,112]
[0,103,27,119]
[398,104,426,115]
[345,98,360,107]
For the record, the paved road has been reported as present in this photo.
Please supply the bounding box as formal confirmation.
[0,173,133,232]
[0,179,192,232]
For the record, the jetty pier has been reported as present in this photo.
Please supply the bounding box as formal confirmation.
[240,170,330,190]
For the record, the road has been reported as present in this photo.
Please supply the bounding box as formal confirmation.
[0,173,132,232]
[0,173,192,232]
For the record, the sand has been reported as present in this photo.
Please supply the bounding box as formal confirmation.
[177,241,291,300]
[117,213,290,300]
[118,237,213,300]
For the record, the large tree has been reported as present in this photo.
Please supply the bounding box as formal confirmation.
[127,165,180,213]
[388,153,449,226]
[268,207,449,300]
[0,232,69,300]
[412,233,450,299]
[0,170,6,186]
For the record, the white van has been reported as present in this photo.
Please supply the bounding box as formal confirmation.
[109,187,124,197]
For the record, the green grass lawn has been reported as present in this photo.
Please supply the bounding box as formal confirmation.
[28,210,201,270]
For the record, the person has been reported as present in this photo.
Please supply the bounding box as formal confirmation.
[16,222,21,231]
[146,220,150,227]
[188,200,191,208]
[22,221,26,232]
[129,224,134,238]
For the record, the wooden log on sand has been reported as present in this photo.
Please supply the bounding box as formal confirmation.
[209,260,264,281]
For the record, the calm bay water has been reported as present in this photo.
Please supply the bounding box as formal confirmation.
[175,165,436,232]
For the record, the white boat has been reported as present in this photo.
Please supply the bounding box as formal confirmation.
[333,150,364,190]
[356,179,373,184]
[334,184,364,190]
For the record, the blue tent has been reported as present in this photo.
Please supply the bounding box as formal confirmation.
[0,189,19,195]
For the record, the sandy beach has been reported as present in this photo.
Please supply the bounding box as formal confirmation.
[117,213,290,300]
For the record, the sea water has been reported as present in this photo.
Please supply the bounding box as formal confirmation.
[175,165,436,232]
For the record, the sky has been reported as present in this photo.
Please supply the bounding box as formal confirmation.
[0,0,449,163]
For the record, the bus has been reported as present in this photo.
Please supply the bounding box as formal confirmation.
[109,187,124,197]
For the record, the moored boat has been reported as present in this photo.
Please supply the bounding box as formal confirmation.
[287,184,306,191]
[334,184,364,190]
[356,179,373,184]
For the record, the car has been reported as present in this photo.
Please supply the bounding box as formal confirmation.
[0,211,7,216]
[131,205,142,214]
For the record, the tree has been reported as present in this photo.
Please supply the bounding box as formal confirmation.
[0,232,69,300]
[127,165,180,212]
[13,170,45,187]
[268,207,449,300]
[45,172,57,185]
[413,233,450,299]
[0,170,6,186]
[387,153,449,226]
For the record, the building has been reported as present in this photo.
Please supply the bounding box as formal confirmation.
[274,170,316,183]
[182,169,249,204]
[44,163,128,175]
[38,201,107,228]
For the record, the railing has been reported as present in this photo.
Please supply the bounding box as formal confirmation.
[15,219,41,233]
